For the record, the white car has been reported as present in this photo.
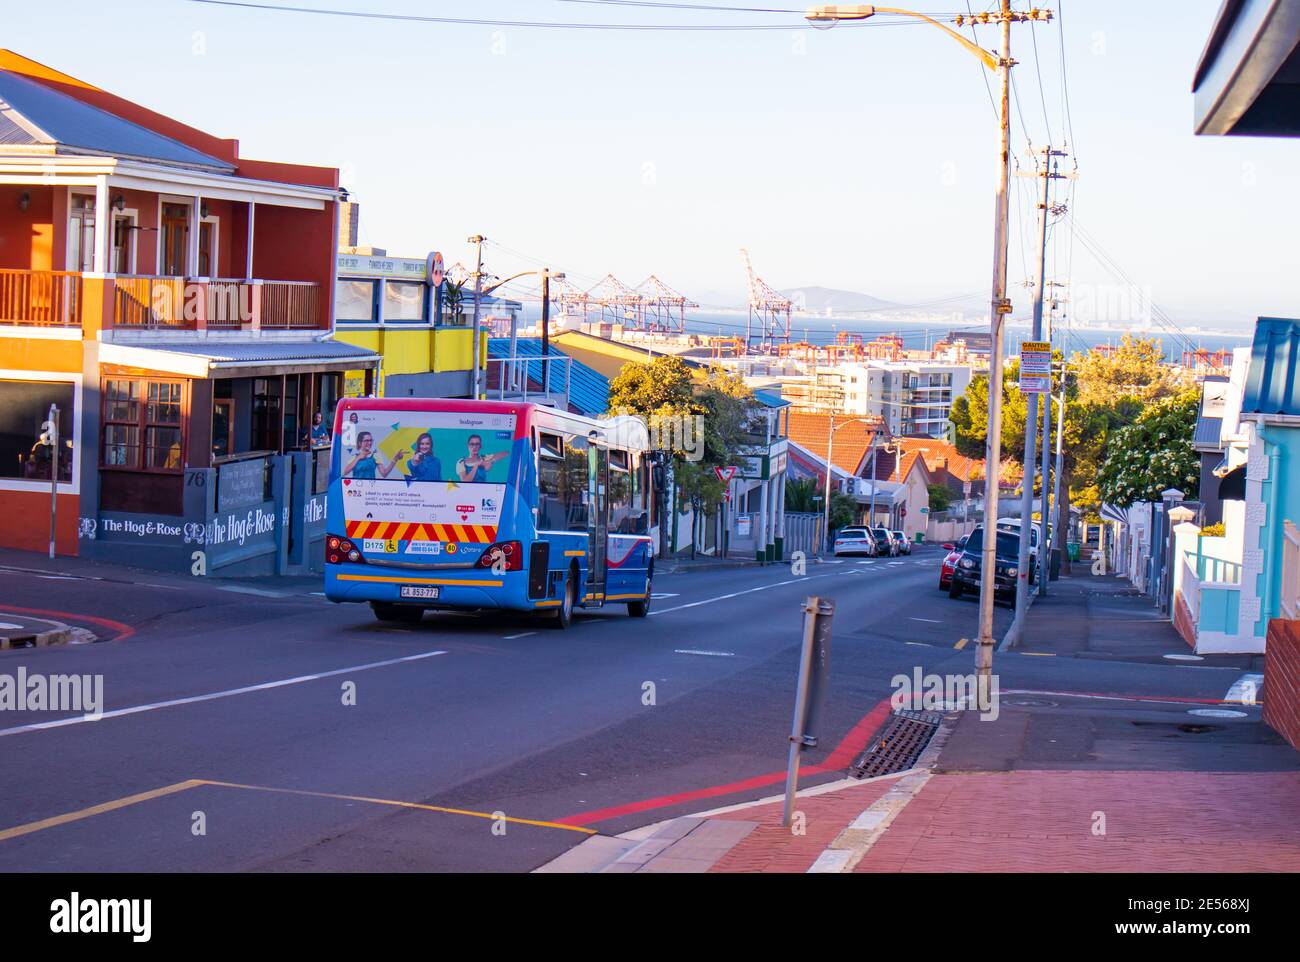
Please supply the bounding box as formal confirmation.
[833,527,878,557]
[893,531,912,555]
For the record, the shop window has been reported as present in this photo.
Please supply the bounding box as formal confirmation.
[0,380,75,483]
[102,378,184,472]
[384,281,426,322]
[335,280,377,322]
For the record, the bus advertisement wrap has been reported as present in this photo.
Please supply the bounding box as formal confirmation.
[337,409,516,549]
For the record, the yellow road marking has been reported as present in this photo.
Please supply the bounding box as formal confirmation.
[336,574,503,587]
[953,637,969,650]
[0,777,596,844]
[0,779,206,843]
[199,780,596,835]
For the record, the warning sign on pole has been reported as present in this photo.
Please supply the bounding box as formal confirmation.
[1019,341,1052,394]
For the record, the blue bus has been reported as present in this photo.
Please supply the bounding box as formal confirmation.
[323,398,656,628]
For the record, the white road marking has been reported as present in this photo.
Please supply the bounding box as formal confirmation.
[909,617,942,623]
[1163,653,1204,661]
[0,650,447,738]
[650,592,680,599]
[674,649,735,657]
[216,585,292,599]
[503,631,537,640]
[1224,673,1264,705]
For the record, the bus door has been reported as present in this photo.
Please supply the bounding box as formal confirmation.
[587,443,608,602]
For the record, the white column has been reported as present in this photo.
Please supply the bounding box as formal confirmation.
[245,202,255,278]
[187,195,201,277]
[93,176,110,274]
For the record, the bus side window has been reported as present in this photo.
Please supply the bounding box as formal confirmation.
[538,432,567,531]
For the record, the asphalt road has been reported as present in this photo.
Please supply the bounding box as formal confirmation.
[0,546,1260,872]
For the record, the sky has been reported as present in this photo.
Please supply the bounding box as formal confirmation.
[9,0,1300,328]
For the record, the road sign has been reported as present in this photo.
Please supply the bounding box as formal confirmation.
[1019,340,1052,393]
[715,465,737,484]
[426,251,445,286]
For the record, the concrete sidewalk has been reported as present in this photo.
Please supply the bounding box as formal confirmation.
[540,570,1300,873]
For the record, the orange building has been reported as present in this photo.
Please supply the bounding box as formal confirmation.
[0,51,379,571]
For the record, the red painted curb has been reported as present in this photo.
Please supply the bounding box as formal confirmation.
[0,605,135,642]
[554,697,894,827]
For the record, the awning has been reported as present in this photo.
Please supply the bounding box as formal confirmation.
[98,339,382,378]
[1218,463,1247,501]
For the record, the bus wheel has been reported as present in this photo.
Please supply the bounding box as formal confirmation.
[627,567,652,618]
[371,602,423,624]
[550,569,577,630]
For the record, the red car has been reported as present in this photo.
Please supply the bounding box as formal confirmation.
[938,535,968,591]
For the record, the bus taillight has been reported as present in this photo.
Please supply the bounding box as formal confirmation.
[476,541,523,572]
[326,535,364,565]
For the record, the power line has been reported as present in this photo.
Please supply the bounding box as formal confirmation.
[182,0,948,30]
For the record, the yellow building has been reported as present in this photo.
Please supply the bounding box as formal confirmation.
[333,251,521,398]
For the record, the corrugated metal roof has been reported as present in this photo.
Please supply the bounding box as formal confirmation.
[0,70,234,170]
[1193,415,1224,449]
[1242,317,1300,417]
[124,340,379,364]
[487,338,609,416]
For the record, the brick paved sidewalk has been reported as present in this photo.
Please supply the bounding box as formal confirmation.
[705,769,1300,872]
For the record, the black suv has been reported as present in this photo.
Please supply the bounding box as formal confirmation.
[948,525,1021,603]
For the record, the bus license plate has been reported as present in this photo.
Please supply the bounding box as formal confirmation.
[400,586,440,600]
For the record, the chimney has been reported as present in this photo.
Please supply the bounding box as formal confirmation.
[338,201,360,249]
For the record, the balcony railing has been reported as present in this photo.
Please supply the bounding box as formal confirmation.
[0,268,82,326]
[261,280,322,329]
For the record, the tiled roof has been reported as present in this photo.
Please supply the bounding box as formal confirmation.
[785,410,885,475]
[0,69,234,170]
[1242,317,1300,418]
[895,436,980,482]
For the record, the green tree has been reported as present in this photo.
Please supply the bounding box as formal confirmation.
[928,483,954,513]
[442,280,466,325]
[1096,389,1201,507]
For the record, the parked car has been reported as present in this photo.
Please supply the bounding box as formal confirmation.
[996,518,1048,583]
[892,531,911,555]
[872,527,897,557]
[938,535,968,590]
[833,526,878,557]
[948,525,1021,603]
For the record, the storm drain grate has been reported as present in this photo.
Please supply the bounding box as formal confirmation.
[849,709,943,779]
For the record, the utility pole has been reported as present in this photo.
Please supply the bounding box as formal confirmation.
[976,0,1016,686]
[468,235,485,399]
[540,268,553,395]
[1052,370,1067,574]
[1013,146,1066,638]
[1039,287,1065,592]
[43,404,58,560]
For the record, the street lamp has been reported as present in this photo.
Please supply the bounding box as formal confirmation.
[822,414,879,557]
[476,266,566,396]
[805,2,1052,681]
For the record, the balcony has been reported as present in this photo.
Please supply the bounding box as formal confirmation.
[0,268,325,332]
[0,268,82,326]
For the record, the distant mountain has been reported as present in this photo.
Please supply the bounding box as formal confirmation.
[778,286,901,314]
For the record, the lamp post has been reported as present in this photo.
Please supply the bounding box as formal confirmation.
[468,235,485,398]
[806,1,1052,681]
[822,414,879,556]
[476,267,566,398]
